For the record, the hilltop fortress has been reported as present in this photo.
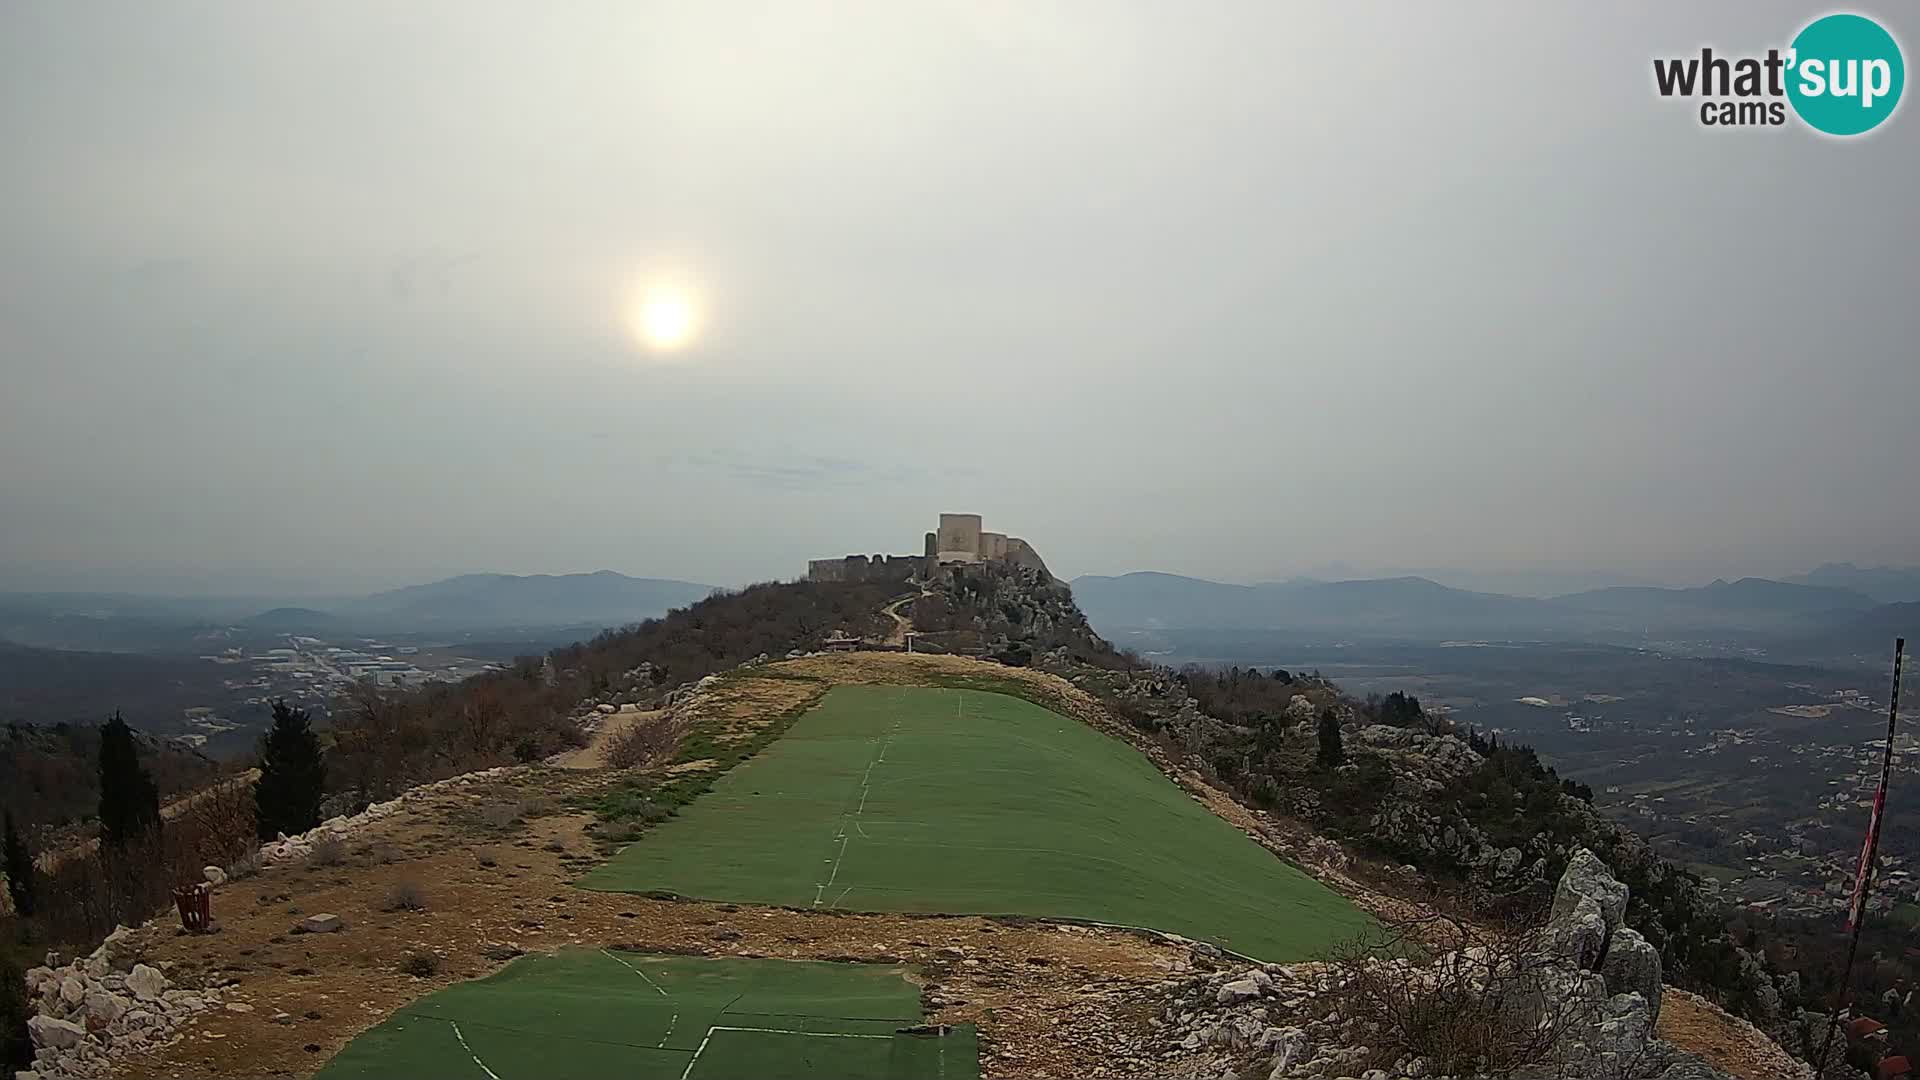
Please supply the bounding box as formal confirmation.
[807,513,1049,583]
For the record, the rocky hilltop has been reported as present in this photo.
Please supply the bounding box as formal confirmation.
[3,567,1849,1080]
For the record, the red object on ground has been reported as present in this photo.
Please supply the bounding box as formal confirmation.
[1849,1017,1889,1040]
[1876,1056,1911,1080]
[173,882,212,933]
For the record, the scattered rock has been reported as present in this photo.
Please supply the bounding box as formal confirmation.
[82,991,127,1026]
[126,965,168,1002]
[27,1016,86,1051]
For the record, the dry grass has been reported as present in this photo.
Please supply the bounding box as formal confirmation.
[605,714,688,769]
[306,834,347,868]
[399,950,441,977]
[381,880,428,912]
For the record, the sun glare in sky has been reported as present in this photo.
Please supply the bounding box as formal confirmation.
[628,280,702,355]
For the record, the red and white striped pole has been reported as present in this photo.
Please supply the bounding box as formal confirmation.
[1818,637,1905,1073]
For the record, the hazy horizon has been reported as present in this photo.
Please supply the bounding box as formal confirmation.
[6,3,1917,595]
[1,553,1909,602]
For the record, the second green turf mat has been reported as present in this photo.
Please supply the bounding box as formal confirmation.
[314,951,974,1080]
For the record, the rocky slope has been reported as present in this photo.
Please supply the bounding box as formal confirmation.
[916,564,1831,1076]
[1142,851,1805,1080]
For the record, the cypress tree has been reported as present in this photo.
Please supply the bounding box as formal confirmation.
[255,700,327,840]
[97,711,161,847]
[2,811,32,918]
[1,949,30,1072]
[1316,708,1346,769]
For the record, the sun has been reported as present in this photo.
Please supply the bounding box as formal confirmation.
[628,282,702,354]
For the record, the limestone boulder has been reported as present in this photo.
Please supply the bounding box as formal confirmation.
[27,1016,86,1051]
[1600,927,1663,1022]
[1551,894,1609,971]
[1215,977,1264,1005]
[125,964,167,1002]
[82,991,127,1026]
[300,913,345,934]
[1552,847,1628,938]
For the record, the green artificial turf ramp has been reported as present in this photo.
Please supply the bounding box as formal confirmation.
[315,950,974,1080]
[581,684,1372,960]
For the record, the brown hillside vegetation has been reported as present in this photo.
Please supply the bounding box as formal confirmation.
[322,580,902,805]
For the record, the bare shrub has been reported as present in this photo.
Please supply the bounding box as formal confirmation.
[606,715,688,770]
[305,833,347,867]
[517,796,556,819]
[225,846,263,882]
[382,880,428,912]
[476,803,520,830]
[400,950,441,977]
[1323,912,1592,1079]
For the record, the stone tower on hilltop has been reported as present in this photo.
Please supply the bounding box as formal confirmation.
[807,513,1049,582]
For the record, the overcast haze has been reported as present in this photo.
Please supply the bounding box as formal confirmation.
[3,2,1917,596]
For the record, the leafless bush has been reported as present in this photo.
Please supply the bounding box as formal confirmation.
[400,950,441,977]
[1323,912,1592,1079]
[306,833,346,867]
[225,846,262,881]
[383,880,428,912]
[605,715,688,770]
[476,802,520,830]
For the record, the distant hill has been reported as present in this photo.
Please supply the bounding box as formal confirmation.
[1771,601,1919,660]
[1552,577,1877,628]
[1071,571,1884,641]
[1068,572,1562,635]
[243,606,349,631]
[336,571,718,630]
[1786,563,1920,604]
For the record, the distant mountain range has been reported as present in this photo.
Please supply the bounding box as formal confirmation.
[329,572,717,630]
[0,572,719,650]
[1069,571,1906,656]
[1784,563,1920,604]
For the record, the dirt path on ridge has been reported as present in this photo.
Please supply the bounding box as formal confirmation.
[880,592,919,646]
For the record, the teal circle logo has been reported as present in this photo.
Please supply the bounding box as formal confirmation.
[1787,13,1905,135]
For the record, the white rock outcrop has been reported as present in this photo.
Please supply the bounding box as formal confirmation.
[22,927,221,1079]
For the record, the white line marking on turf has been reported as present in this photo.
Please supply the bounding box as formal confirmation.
[813,719,899,907]
[601,949,670,996]
[450,1021,503,1080]
[818,833,852,899]
[602,949,678,1047]
[712,1025,895,1038]
[678,1024,900,1080]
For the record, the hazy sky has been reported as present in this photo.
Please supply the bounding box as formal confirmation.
[3,2,1917,595]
